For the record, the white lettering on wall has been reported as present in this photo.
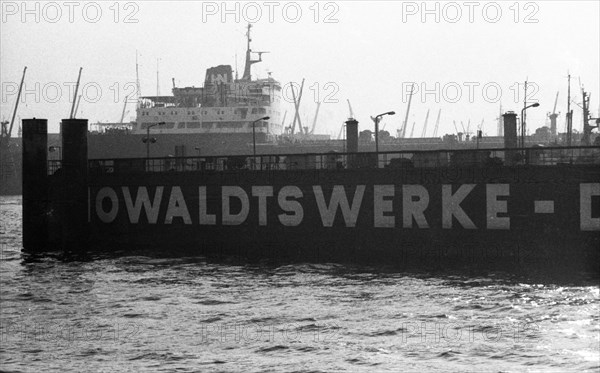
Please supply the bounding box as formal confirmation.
[402,185,429,228]
[96,187,119,223]
[442,184,476,229]
[199,186,216,225]
[252,186,274,226]
[165,186,192,224]
[222,186,249,225]
[278,186,304,226]
[313,185,365,227]
[122,186,163,224]
[486,184,510,230]
[580,183,600,231]
[374,185,395,228]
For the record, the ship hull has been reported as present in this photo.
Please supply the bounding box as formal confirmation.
[46,163,600,274]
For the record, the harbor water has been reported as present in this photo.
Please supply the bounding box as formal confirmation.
[1,196,598,372]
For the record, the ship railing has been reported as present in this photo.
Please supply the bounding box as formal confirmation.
[46,146,600,175]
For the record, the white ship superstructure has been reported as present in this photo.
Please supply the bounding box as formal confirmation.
[132,24,282,140]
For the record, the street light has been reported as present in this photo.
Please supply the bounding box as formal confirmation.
[142,122,165,160]
[252,116,270,169]
[520,103,539,148]
[374,111,395,154]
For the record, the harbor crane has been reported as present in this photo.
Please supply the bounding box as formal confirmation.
[290,78,305,135]
[401,84,415,138]
[310,102,321,134]
[119,95,129,124]
[337,123,345,140]
[73,95,83,118]
[3,66,27,144]
[69,67,82,119]
[547,91,559,135]
[281,111,287,129]
[421,109,430,138]
[347,99,355,120]
[432,109,441,137]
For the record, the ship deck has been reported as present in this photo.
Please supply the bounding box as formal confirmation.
[48,146,600,175]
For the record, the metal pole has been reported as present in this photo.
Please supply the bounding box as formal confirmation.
[522,80,527,148]
[146,125,150,161]
[375,117,379,154]
[520,108,525,149]
[253,121,256,168]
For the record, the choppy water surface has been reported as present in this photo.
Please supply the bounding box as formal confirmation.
[1,196,598,372]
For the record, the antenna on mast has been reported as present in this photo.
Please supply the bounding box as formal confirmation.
[136,50,142,99]
[242,24,266,80]
[566,73,572,146]
[156,58,161,96]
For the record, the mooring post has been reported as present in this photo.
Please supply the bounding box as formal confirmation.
[345,119,358,168]
[503,112,518,165]
[22,118,48,252]
[60,118,89,251]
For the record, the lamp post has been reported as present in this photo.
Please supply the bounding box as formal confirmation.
[142,122,165,160]
[252,116,270,169]
[374,111,395,154]
[520,103,539,148]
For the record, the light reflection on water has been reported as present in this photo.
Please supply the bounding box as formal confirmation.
[1,196,598,372]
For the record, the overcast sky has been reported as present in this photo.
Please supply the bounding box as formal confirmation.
[1,0,599,137]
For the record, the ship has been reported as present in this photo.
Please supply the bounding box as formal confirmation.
[85,24,287,160]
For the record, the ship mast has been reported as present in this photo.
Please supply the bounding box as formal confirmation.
[566,73,572,146]
[136,50,142,105]
[581,88,592,145]
[242,24,263,81]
